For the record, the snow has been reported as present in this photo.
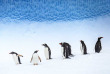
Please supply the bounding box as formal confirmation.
[0,16,110,74]
[1,51,110,74]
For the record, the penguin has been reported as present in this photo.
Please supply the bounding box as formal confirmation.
[9,51,23,64]
[59,42,69,59]
[80,40,87,55]
[95,37,103,53]
[42,43,51,60]
[63,42,73,56]
[30,50,41,65]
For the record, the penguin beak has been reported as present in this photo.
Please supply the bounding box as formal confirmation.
[59,43,61,45]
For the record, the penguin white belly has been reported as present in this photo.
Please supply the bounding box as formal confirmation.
[82,47,84,54]
[12,54,19,64]
[32,54,39,63]
[61,47,65,58]
[80,44,83,54]
[44,48,49,59]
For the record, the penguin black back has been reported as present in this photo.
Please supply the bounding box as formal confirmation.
[42,43,51,59]
[80,40,87,54]
[60,42,73,56]
[63,42,73,56]
[9,51,18,55]
[95,37,103,53]
[59,42,69,58]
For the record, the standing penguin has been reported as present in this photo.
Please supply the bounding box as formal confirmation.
[80,40,87,54]
[63,42,73,56]
[59,42,69,59]
[42,43,51,60]
[30,50,41,65]
[9,51,23,64]
[95,37,103,53]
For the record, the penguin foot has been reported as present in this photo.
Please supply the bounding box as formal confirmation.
[95,52,100,53]
[34,63,38,65]
[66,57,71,59]
[49,58,52,59]
[65,57,71,59]
[83,53,88,55]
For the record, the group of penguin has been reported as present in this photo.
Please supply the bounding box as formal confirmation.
[9,37,103,65]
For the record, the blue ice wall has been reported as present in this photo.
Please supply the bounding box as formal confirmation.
[0,0,110,21]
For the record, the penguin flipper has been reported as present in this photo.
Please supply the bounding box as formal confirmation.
[18,56,22,64]
[38,56,41,62]
[30,56,33,63]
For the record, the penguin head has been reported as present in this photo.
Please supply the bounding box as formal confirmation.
[9,51,17,54]
[34,50,39,53]
[98,37,103,40]
[42,43,48,47]
[59,42,65,47]
[80,40,83,42]
[59,42,63,45]
[80,40,84,44]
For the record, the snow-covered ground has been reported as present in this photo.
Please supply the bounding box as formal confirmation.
[0,16,110,74]
[1,50,110,74]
